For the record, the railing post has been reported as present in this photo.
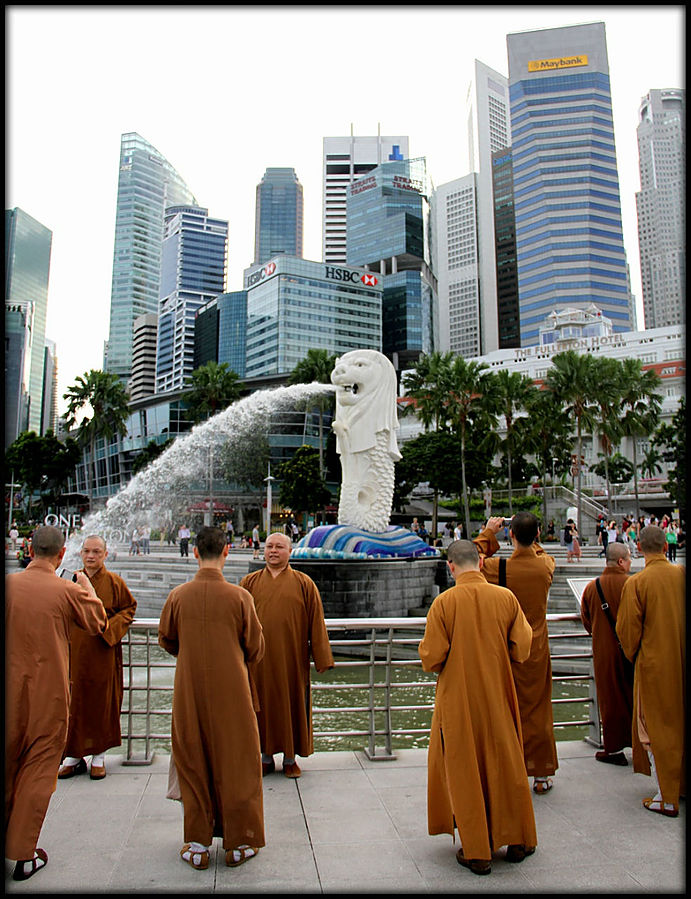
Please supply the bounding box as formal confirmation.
[584,655,603,748]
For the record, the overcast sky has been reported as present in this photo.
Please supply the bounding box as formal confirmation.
[6,5,685,413]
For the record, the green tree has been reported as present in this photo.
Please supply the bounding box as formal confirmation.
[619,358,663,521]
[5,430,81,516]
[131,438,174,475]
[589,356,626,515]
[639,446,663,480]
[590,451,634,487]
[544,351,599,533]
[183,361,244,423]
[277,445,332,523]
[287,348,337,477]
[63,370,131,503]
[651,396,686,517]
[494,369,539,514]
[518,389,572,526]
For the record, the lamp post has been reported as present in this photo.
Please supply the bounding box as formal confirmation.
[6,472,21,533]
[204,446,214,527]
[264,462,275,536]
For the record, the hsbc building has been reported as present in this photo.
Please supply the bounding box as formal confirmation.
[242,255,382,378]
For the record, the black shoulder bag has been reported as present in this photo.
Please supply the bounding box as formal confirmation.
[498,557,507,586]
[594,578,635,678]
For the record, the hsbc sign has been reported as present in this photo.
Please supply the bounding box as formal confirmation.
[325,266,378,287]
[246,261,277,288]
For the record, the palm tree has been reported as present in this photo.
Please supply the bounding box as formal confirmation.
[287,348,338,478]
[640,446,664,480]
[183,361,244,423]
[64,370,131,505]
[544,351,598,535]
[589,356,625,515]
[494,369,539,514]
[522,388,572,527]
[619,358,663,521]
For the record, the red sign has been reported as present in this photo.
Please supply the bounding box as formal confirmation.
[361,273,378,286]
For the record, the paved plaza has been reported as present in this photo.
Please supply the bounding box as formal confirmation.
[4,741,684,894]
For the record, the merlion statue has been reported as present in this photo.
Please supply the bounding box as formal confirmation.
[330,349,402,533]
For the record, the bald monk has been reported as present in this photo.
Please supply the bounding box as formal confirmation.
[616,525,685,817]
[5,526,107,881]
[159,526,265,870]
[580,542,634,765]
[474,512,558,794]
[58,534,137,780]
[240,531,334,778]
[419,539,536,876]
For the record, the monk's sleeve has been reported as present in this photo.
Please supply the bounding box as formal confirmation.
[241,590,265,666]
[580,586,594,636]
[473,527,500,560]
[305,581,334,672]
[418,601,449,673]
[158,594,179,656]
[102,577,138,647]
[615,580,643,662]
[508,600,532,663]
[67,584,108,635]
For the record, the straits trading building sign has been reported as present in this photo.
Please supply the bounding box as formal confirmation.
[528,54,588,72]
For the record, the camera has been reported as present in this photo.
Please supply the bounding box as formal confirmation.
[503,518,513,527]
[57,567,77,582]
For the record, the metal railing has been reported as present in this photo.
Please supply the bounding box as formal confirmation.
[119,614,601,765]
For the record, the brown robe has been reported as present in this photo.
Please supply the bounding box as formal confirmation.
[474,528,558,777]
[616,555,685,806]
[581,568,634,753]
[5,559,107,859]
[419,570,536,860]
[158,568,265,849]
[63,566,137,758]
[240,565,334,758]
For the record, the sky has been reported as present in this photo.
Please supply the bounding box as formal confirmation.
[6,5,685,414]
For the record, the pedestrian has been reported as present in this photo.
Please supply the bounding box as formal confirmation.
[226,519,235,547]
[626,520,639,558]
[564,518,581,562]
[240,532,334,779]
[596,515,608,558]
[5,526,107,881]
[453,521,463,540]
[9,522,19,552]
[616,525,685,817]
[159,526,265,870]
[178,524,190,557]
[410,517,420,534]
[58,535,137,781]
[475,513,558,794]
[580,542,634,765]
[140,525,151,554]
[129,527,140,555]
[291,520,300,543]
[419,539,536,876]
[251,524,260,559]
[665,520,679,562]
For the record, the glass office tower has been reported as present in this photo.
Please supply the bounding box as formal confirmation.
[5,207,52,437]
[155,205,228,393]
[507,23,632,345]
[254,168,304,265]
[106,133,197,381]
[346,157,437,371]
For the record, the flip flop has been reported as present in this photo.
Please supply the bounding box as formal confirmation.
[533,778,553,794]
[226,845,259,867]
[12,848,48,881]
[643,797,678,818]
[180,843,209,869]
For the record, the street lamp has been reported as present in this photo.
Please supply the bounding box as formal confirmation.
[6,472,21,532]
[204,446,215,527]
[264,462,275,536]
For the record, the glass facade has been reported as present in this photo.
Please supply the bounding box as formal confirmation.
[491,149,521,348]
[345,157,438,368]
[507,24,632,346]
[254,168,304,265]
[5,208,52,436]
[243,256,381,379]
[155,206,228,393]
[106,133,197,380]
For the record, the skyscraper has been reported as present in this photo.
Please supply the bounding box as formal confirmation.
[323,130,409,264]
[106,133,197,381]
[507,22,632,345]
[41,339,58,436]
[491,148,521,349]
[254,168,304,264]
[635,88,685,328]
[346,157,438,372]
[465,60,512,353]
[155,205,228,394]
[5,207,52,437]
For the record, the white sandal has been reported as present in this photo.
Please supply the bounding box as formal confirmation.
[180,843,209,870]
[226,844,259,867]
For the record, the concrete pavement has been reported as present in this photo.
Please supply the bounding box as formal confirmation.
[5,741,684,894]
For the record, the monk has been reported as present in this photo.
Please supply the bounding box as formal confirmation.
[58,535,137,780]
[580,542,634,765]
[158,526,265,870]
[419,539,536,876]
[5,526,107,881]
[616,525,685,817]
[240,531,334,778]
[474,513,558,793]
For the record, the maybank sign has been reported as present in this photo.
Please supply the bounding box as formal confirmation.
[528,54,588,72]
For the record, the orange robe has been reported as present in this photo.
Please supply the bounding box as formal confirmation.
[240,565,334,758]
[580,568,633,753]
[474,528,558,776]
[419,570,536,860]
[616,555,685,806]
[158,568,265,850]
[5,559,107,859]
[64,566,137,758]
